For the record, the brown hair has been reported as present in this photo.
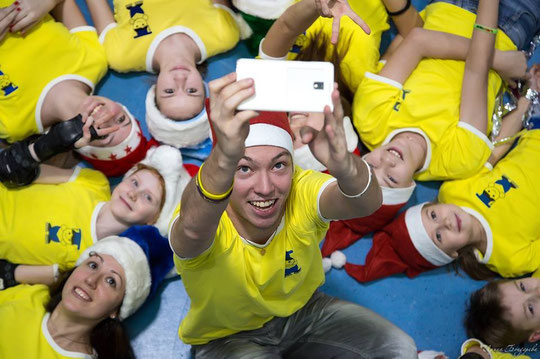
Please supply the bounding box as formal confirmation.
[465,280,531,347]
[46,268,135,359]
[295,28,354,117]
[132,163,166,222]
[455,245,499,281]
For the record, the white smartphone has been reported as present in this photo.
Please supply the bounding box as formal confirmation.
[236,58,334,112]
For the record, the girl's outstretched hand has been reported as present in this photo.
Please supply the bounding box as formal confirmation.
[315,0,370,43]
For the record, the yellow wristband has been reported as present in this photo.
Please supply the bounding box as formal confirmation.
[474,23,498,35]
[196,163,234,202]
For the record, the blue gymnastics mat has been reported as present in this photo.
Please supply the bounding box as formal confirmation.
[73,1,540,358]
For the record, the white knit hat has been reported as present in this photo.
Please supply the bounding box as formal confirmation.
[145,83,211,149]
[124,145,191,236]
[76,236,151,320]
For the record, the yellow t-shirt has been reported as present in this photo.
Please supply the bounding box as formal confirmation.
[0,14,107,143]
[439,130,540,278]
[353,2,516,181]
[0,167,110,272]
[0,285,94,359]
[170,167,334,344]
[102,0,239,72]
[259,0,388,94]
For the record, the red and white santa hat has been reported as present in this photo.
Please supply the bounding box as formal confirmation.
[124,145,193,236]
[76,105,158,177]
[402,202,455,267]
[145,82,211,149]
[343,202,454,282]
[206,99,294,153]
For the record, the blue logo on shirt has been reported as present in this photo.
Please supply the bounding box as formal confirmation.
[476,175,517,208]
[0,69,18,96]
[46,223,82,249]
[126,1,152,38]
[285,250,301,277]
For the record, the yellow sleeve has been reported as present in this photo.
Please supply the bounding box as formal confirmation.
[72,167,111,199]
[425,124,493,180]
[461,338,531,359]
[70,27,108,85]
[352,71,402,150]
[288,166,334,229]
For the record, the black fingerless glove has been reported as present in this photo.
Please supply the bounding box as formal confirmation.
[0,259,19,290]
[0,139,40,188]
[33,114,101,161]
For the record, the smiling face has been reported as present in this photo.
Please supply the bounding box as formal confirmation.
[226,146,293,242]
[110,169,164,225]
[60,253,125,321]
[83,96,133,148]
[363,132,426,189]
[420,203,480,258]
[499,277,540,343]
[155,65,205,120]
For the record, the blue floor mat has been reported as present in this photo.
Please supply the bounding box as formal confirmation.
[75,1,540,358]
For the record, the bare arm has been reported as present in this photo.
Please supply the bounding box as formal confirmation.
[459,0,499,133]
[487,97,531,165]
[378,26,525,88]
[83,0,114,34]
[33,164,77,184]
[170,73,258,258]
[261,0,369,58]
[15,264,58,286]
[50,0,86,30]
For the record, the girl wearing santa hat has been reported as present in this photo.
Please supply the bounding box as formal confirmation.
[0,0,153,177]
[0,236,152,359]
[329,0,540,282]
[353,0,538,186]
[0,145,193,290]
[83,0,251,163]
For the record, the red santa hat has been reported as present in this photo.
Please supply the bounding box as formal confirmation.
[76,106,158,177]
[206,98,294,153]
[145,83,211,149]
[344,202,454,282]
[124,145,194,236]
[322,183,416,257]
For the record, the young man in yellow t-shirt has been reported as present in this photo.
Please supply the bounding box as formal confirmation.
[168,63,419,357]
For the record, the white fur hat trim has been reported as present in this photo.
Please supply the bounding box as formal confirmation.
[76,105,141,160]
[405,203,454,266]
[76,236,151,320]
[381,182,416,205]
[124,145,191,236]
[145,83,211,148]
[232,0,294,19]
[245,123,293,154]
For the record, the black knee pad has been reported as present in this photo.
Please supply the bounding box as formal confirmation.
[0,140,40,188]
